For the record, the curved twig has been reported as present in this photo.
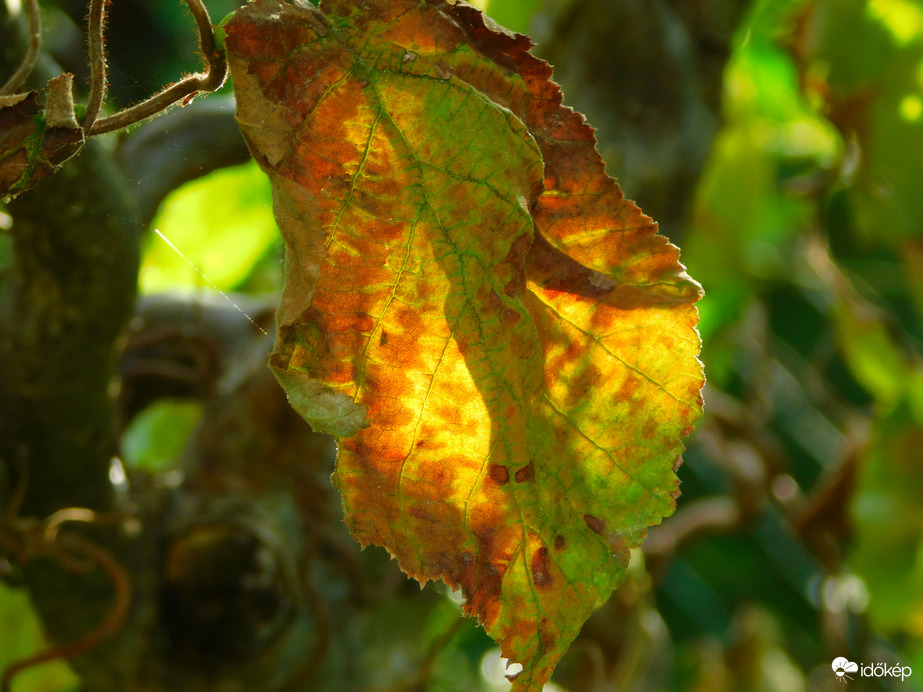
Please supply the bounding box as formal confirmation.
[81,0,108,131]
[0,0,41,96]
[115,96,249,224]
[88,0,227,135]
[185,0,223,66]
[43,508,99,542]
[644,496,741,562]
[289,550,333,687]
[0,536,131,692]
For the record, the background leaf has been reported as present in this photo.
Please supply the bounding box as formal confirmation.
[140,160,278,293]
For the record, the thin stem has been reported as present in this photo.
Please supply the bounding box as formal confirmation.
[184,0,221,64]
[81,0,108,131]
[88,0,227,136]
[0,0,41,96]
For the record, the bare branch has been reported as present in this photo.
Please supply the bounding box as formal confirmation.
[81,0,108,131]
[88,0,227,135]
[0,0,41,96]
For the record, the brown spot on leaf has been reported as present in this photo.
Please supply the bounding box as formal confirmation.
[610,536,630,569]
[379,330,389,346]
[538,619,556,656]
[408,504,429,521]
[530,547,553,588]
[616,375,641,401]
[514,462,534,483]
[501,233,530,297]
[488,464,509,485]
[434,403,462,427]
[584,514,606,535]
[566,364,602,407]
[553,534,566,551]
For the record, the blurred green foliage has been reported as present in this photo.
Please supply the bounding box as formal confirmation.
[140,161,278,294]
[0,586,79,691]
[473,0,540,34]
[120,400,204,472]
[677,0,923,687]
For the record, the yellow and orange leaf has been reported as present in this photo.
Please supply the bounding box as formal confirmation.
[224,0,704,688]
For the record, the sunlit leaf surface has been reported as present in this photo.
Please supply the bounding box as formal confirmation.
[224,1,703,687]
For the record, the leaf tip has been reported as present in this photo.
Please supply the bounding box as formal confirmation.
[271,364,369,437]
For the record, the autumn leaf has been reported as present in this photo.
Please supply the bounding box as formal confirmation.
[0,75,83,202]
[223,0,704,688]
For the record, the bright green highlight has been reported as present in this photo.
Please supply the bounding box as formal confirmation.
[900,93,923,121]
[475,0,542,35]
[140,161,276,293]
[0,585,80,692]
[121,399,204,471]
[867,0,923,45]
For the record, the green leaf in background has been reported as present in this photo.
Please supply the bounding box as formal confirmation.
[139,161,277,293]
[683,10,840,375]
[475,0,543,35]
[120,400,204,472]
[802,0,923,248]
[853,402,923,641]
[833,298,909,407]
[0,585,79,692]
